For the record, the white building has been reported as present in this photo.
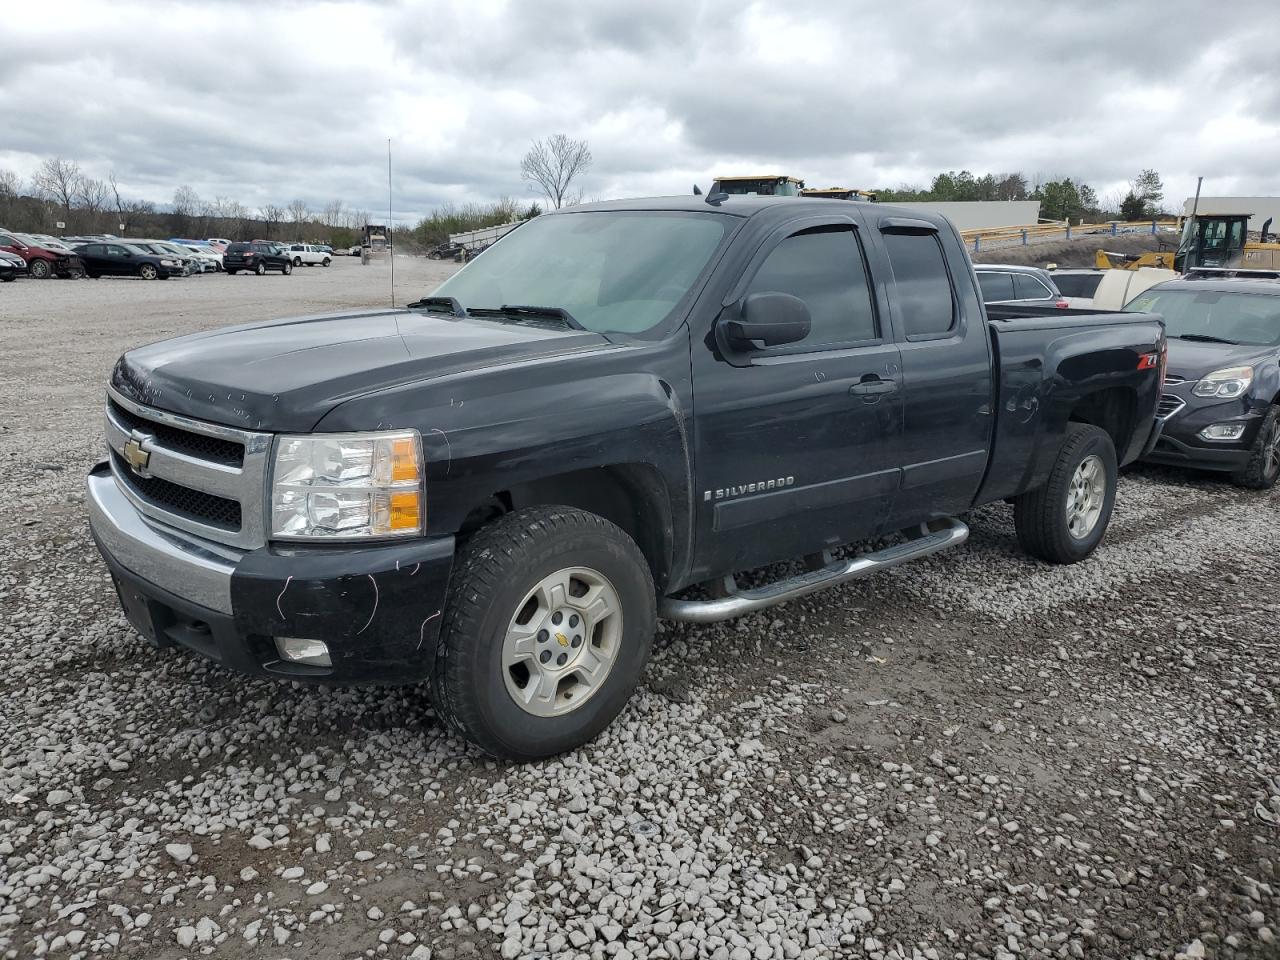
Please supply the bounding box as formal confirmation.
[1181,197,1280,232]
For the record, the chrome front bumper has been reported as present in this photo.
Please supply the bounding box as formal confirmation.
[87,463,241,613]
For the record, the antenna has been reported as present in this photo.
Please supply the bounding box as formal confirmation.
[388,137,395,307]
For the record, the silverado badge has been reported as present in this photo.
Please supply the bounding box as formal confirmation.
[122,434,151,474]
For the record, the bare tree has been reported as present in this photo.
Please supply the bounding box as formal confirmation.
[519,134,592,209]
[0,169,19,225]
[259,204,286,239]
[287,199,309,230]
[33,157,84,227]
[172,185,201,234]
[321,199,346,229]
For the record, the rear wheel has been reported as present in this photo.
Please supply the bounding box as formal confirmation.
[28,258,51,280]
[1232,405,1280,489]
[138,263,158,280]
[430,506,655,760]
[1014,423,1117,564]
[227,269,238,275]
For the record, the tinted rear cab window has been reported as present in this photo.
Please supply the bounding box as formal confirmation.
[882,231,956,336]
[227,243,250,254]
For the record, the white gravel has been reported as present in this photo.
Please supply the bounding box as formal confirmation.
[1,258,1277,959]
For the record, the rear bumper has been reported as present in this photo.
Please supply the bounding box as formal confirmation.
[87,462,455,684]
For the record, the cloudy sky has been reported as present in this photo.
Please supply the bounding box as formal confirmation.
[3,0,1277,222]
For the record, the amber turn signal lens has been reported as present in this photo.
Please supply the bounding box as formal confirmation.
[388,491,421,530]
[391,438,419,482]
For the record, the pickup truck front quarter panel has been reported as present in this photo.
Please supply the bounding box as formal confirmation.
[313,342,694,592]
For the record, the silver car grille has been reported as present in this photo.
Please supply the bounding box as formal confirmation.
[104,387,272,549]
[1156,394,1186,421]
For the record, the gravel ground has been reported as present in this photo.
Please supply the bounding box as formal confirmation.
[1,259,1277,960]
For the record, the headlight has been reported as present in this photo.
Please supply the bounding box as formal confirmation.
[271,430,423,540]
[1192,366,1253,399]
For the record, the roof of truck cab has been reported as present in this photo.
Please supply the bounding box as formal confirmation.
[565,194,943,224]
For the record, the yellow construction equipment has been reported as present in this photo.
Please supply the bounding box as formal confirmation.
[709,175,806,197]
[799,187,879,201]
[1096,213,1280,272]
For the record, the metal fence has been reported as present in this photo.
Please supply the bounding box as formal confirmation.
[961,219,1179,253]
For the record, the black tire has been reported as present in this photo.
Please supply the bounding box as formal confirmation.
[254,261,266,276]
[139,263,158,280]
[29,258,51,280]
[1014,423,1117,564]
[227,269,238,275]
[282,261,293,275]
[293,256,302,266]
[431,506,655,761]
[1,275,13,283]
[321,257,330,267]
[1232,405,1280,489]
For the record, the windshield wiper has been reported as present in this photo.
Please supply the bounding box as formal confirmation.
[1175,333,1240,345]
[405,295,467,317]
[467,304,585,330]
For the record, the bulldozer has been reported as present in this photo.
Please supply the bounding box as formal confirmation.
[1095,212,1280,273]
[799,187,879,201]
[707,175,806,197]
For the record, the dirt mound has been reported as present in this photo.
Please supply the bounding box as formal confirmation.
[974,232,1175,269]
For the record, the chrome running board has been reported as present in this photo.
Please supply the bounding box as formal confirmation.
[659,517,969,624]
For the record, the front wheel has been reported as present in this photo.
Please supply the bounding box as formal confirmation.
[138,263,158,280]
[1014,423,1117,564]
[431,507,655,761]
[254,261,266,276]
[1233,405,1280,489]
[281,261,293,275]
[321,257,330,267]
[28,259,51,280]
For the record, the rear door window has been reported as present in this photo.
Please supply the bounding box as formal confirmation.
[1013,273,1053,300]
[882,231,957,337]
[976,271,1015,303]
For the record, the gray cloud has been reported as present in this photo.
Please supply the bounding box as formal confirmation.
[2,0,1277,222]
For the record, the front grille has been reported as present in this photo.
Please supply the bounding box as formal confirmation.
[1157,394,1186,420]
[109,399,244,466]
[111,451,242,530]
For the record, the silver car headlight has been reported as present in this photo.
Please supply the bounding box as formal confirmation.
[271,430,424,540]
[1192,366,1253,399]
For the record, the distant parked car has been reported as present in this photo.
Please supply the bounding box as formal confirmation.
[131,241,197,275]
[287,243,331,267]
[1047,268,1107,308]
[74,241,186,279]
[974,264,1068,308]
[205,238,231,252]
[427,241,462,260]
[316,244,334,255]
[0,232,84,279]
[347,245,361,256]
[0,250,23,282]
[224,241,294,275]
[180,243,223,272]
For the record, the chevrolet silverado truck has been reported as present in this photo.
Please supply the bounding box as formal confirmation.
[88,196,1166,760]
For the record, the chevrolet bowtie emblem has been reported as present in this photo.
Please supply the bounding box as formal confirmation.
[122,436,151,473]
[555,632,570,647]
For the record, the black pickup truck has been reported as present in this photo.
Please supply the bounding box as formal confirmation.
[88,196,1165,759]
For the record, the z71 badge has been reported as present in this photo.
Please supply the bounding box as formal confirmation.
[704,476,794,501]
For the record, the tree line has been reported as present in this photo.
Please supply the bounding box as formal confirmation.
[876,168,1168,223]
[0,157,374,246]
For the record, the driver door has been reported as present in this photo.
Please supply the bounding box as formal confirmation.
[690,217,905,579]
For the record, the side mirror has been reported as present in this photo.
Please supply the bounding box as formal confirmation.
[720,292,811,349]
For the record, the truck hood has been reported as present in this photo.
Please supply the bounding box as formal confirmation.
[1165,338,1274,381]
[111,308,611,432]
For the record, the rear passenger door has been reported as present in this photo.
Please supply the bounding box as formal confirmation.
[868,219,994,525]
[691,215,905,577]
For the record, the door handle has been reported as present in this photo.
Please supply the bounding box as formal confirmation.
[849,377,897,396]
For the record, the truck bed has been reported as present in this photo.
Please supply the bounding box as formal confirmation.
[975,306,1165,506]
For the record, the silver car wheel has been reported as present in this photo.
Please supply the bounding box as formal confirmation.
[1065,454,1106,539]
[501,566,622,718]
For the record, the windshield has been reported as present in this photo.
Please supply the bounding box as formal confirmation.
[431,211,731,334]
[1125,288,1280,346]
